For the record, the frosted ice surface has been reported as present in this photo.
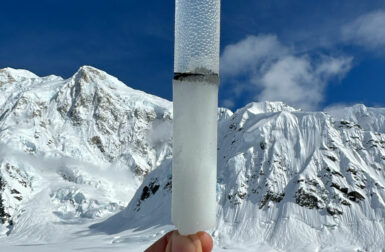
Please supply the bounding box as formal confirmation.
[174,0,221,74]
[172,80,218,235]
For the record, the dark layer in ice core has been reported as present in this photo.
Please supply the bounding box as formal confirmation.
[173,72,219,84]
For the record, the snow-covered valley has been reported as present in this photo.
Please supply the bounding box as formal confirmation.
[0,66,384,251]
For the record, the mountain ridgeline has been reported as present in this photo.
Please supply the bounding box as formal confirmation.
[0,66,384,251]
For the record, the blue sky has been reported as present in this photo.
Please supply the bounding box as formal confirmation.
[1,0,385,110]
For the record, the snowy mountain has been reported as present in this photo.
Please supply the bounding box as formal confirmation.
[0,66,385,251]
[0,66,172,239]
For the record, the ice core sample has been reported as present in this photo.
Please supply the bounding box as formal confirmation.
[172,0,221,235]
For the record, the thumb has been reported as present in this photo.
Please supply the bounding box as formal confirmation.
[145,230,213,252]
[168,231,202,252]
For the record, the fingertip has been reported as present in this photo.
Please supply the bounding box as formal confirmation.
[172,231,196,252]
[187,234,203,252]
[197,232,213,252]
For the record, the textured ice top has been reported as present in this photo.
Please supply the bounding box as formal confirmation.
[174,0,221,74]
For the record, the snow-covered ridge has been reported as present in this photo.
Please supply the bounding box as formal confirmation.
[0,66,385,251]
[0,67,39,85]
[234,101,298,115]
[326,103,385,134]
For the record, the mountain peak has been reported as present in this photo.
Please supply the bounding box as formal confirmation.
[0,67,39,85]
[73,65,108,82]
[71,65,130,92]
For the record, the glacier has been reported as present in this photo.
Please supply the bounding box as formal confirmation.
[0,66,384,251]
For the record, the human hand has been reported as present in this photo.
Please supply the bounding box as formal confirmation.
[145,230,213,252]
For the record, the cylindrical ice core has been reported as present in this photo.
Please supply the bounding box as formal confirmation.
[172,0,220,235]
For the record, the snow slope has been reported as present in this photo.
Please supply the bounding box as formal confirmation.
[0,66,385,251]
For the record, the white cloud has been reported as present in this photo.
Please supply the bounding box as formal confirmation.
[342,10,385,50]
[220,35,353,110]
[258,56,321,110]
[221,35,288,76]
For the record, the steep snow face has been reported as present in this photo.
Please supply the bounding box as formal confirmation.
[0,66,172,236]
[216,107,385,251]
[102,101,385,251]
